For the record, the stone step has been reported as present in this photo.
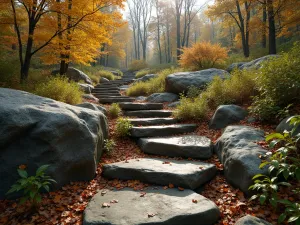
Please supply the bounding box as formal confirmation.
[103,158,217,190]
[99,98,135,104]
[130,124,197,138]
[94,93,122,97]
[93,88,120,92]
[95,95,123,99]
[83,188,220,225]
[92,90,120,94]
[119,103,163,111]
[124,110,173,118]
[138,135,213,159]
[128,118,178,126]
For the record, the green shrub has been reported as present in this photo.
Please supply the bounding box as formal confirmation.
[104,139,116,156]
[127,68,182,97]
[7,165,56,208]
[173,95,209,121]
[109,103,121,118]
[135,68,158,78]
[186,86,203,98]
[250,42,300,121]
[98,70,115,81]
[128,60,148,72]
[115,117,133,137]
[35,77,83,104]
[249,116,300,224]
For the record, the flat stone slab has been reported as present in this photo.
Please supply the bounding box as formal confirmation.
[83,188,220,225]
[103,158,217,189]
[138,135,213,159]
[124,110,173,118]
[119,103,163,111]
[131,124,197,137]
[99,98,135,104]
[128,118,178,126]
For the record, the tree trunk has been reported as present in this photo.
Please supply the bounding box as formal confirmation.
[262,0,267,48]
[21,23,35,82]
[176,0,182,60]
[267,0,276,54]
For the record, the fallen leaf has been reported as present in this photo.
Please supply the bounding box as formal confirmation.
[148,213,156,218]
[18,164,27,170]
[110,199,118,204]
[162,161,171,164]
[140,192,146,197]
[168,183,174,188]
[163,186,168,190]
[192,199,198,203]
[102,203,110,208]
[178,187,185,191]
[101,191,107,196]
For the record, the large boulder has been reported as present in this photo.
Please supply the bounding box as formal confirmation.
[226,62,246,73]
[82,94,99,102]
[214,126,268,194]
[235,215,272,225]
[209,105,248,129]
[76,102,107,115]
[78,83,93,94]
[239,55,279,70]
[51,67,93,84]
[276,115,300,136]
[0,88,108,199]
[135,74,158,83]
[147,93,179,103]
[165,68,229,94]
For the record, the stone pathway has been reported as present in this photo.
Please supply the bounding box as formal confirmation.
[84,72,221,225]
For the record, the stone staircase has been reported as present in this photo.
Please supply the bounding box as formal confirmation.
[84,73,221,225]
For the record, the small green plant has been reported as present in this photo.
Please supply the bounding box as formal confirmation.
[186,85,203,98]
[135,68,159,78]
[7,165,56,208]
[249,116,300,224]
[109,103,121,118]
[104,139,116,156]
[115,117,133,137]
[128,60,148,72]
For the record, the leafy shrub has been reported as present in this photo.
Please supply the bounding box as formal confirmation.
[173,95,208,121]
[186,85,203,98]
[251,42,300,121]
[128,60,148,72]
[98,70,115,81]
[104,139,116,156]
[35,77,83,104]
[115,117,133,137]
[127,68,182,97]
[7,165,56,208]
[179,42,228,70]
[249,116,300,224]
[109,103,121,118]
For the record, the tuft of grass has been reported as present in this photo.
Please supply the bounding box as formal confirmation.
[135,68,158,78]
[98,70,115,81]
[128,60,148,72]
[34,76,83,105]
[109,103,121,118]
[115,117,133,137]
[104,139,116,156]
[127,68,182,97]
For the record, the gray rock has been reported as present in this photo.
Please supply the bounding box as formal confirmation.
[128,118,178,126]
[99,97,135,104]
[276,116,300,136]
[103,158,217,189]
[136,96,147,101]
[0,88,108,199]
[214,126,268,194]
[83,188,220,225]
[138,135,213,159]
[165,68,229,94]
[147,93,179,103]
[235,215,272,225]
[168,101,180,108]
[226,62,246,73]
[119,85,129,91]
[76,102,107,115]
[209,105,248,129]
[240,55,279,70]
[100,77,110,83]
[52,67,93,84]
[131,124,198,138]
[124,110,173,118]
[79,83,93,94]
[135,74,158,83]
[119,103,163,111]
[82,94,99,102]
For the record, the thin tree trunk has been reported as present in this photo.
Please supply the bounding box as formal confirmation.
[262,0,267,48]
[267,0,276,54]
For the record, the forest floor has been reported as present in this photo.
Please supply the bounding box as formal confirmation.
[0,103,291,225]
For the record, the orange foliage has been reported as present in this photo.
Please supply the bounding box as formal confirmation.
[179,42,228,70]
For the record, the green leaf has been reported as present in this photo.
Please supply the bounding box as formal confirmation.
[34,194,42,203]
[259,162,269,169]
[288,216,299,223]
[259,194,267,205]
[278,213,287,223]
[252,174,266,180]
[47,178,57,183]
[17,169,28,178]
[36,165,49,176]
[44,185,50,192]
[283,170,290,180]
[270,184,278,191]
[269,140,281,148]
[296,168,300,180]
[249,195,258,201]
[270,197,277,207]
[266,133,285,141]
[277,199,292,205]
